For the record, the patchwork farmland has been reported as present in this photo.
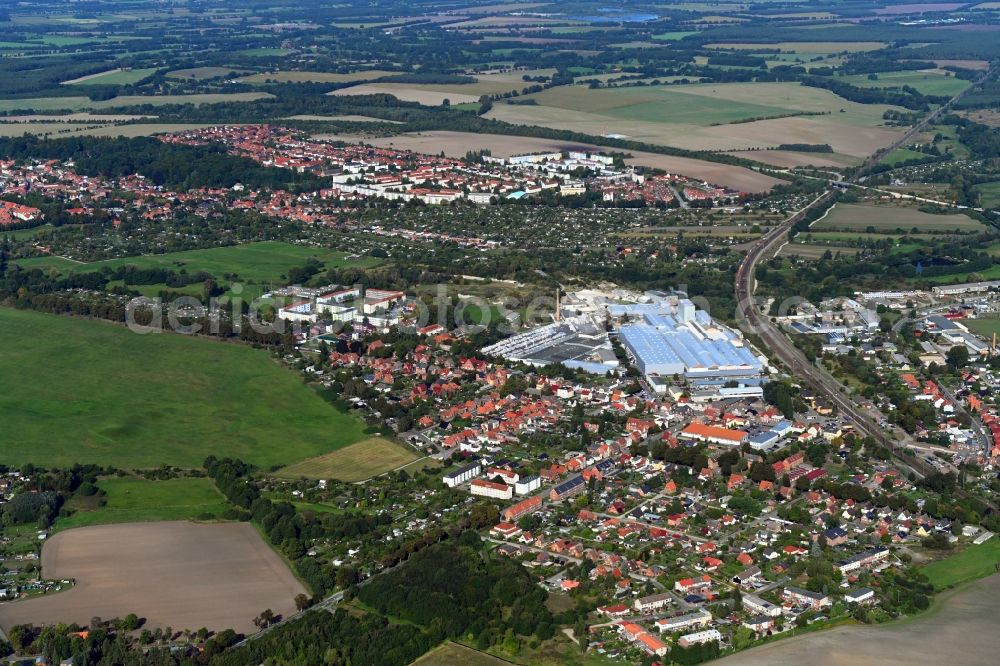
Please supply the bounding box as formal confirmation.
[485,82,902,157]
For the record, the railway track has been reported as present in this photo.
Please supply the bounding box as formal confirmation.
[735,63,999,494]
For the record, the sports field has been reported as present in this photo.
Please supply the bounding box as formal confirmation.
[0,307,370,468]
[58,477,230,530]
[0,522,306,633]
[276,437,421,481]
[814,203,983,232]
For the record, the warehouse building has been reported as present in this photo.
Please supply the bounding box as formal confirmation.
[615,299,764,380]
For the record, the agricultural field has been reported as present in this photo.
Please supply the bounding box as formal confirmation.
[410,642,514,666]
[880,147,932,166]
[276,437,422,482]
[0,121,235,139]
[285,114,403,124]
[0,522,306,634]
[0,308,370,469]
[0,93,271,113]
[813,203,984,233]
[652,31,698,41]
[705,41,888,53]
[921,538,1000,590]
[839,70,971,97]
[959,317,1000,339]
[329,83,480,105]
[973,181,1000,209]
[238,69,398,84]
[328,130,784,192]
[57,477,231,530]
[327,74,534,104]
[61,68,159,86]
[713,574,1000,666]
[486,82,901,157]
[166,67,247,80]
[960,109,1000,128]
[731,149,859,169]
[234,47,293,57]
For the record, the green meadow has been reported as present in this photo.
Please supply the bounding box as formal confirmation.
[58,477,231,530]
[921,538,1000,590]
[15,241,378,287]
[0,307,371,469]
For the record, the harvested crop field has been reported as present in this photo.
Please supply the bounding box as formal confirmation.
[713,574,1000,666]
[933,59,990,70]
[276,437,421,481]
[0,522,306,633]
[285,114,403,123]
[329,83,479,105]
[166,67,247,80]
[328,76,529,103]
[486,82,902,157]
[0,122,234,138]
[873,3,965,14]
[730,149,859,168]
[0,93,271,114]
[814,203,984,232]
[239,69,397,84]
[325,130,784,192]
[705,41,887,53]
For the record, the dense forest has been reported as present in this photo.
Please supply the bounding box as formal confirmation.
[358,538,555,648]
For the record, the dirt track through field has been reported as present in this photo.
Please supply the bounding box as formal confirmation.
[0,522,306,634]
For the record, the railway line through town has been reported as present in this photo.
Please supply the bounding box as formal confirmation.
[735,63,998,508]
